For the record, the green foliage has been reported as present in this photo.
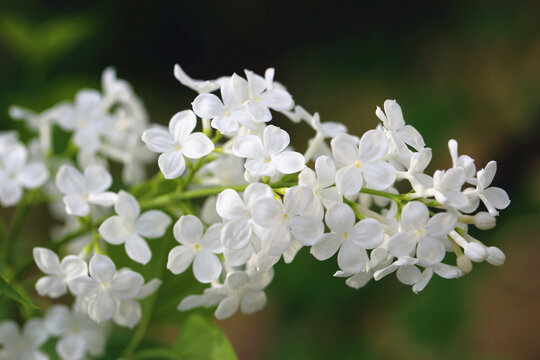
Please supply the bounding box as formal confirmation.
[0,276,37,309]
[173,314,238,360]
[0,13,93,69]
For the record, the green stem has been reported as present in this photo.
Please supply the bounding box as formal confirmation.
[122,231,173,357]
[5,193,33,266]
[359,188,401,201]
[139,181,297,210]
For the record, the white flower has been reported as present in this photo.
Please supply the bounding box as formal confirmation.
[311,203,384,273]
[214,269,274,320]
[141,110,214,179]
[386,202,456,266]
[376,99,425,156]
[199,154,246,186]
[113,277,161,328]
[57,90,108,154]
[448,139,477,185]
[464,161,510,216]
[33,247,87,298]
[233,125,305,177]
[0,142,48,206]
[298,155,342,216]
[251,185,324,256]
[99,191,171,264]
[174,64,220,94]
[192,74,255,134]
[167,215,223,283]
[243,69,294,123]
[216,183,274,250]
[0,319,49,360]
[68,254,144,324]
[55,165,117,217]
[417,167,469,208]
[331,131,396,196]
[44,305,105,360]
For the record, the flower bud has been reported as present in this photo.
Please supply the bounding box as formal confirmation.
[464,242,488,262]
[486,246,505,266]
[457,255,473,274]
[474,212,496,230]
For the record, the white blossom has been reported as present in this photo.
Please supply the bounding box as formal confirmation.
[311,203,384,273]
[0,142,48,207]
[33,247,87,298]
[233,125,305,177]
[386,202,456,266]
[464,161,510,216]
[55,165,117,217]
[44,305,105,360]
[141,110,214,179]
[251,185,324,255]
[214,269,274,320]
[216,183,273,250]
[68,254,144,324]
[376,99,425,157]
[167,215,223,283]
[0,319,49,360]
[99,191,171,264]
[331,131,396,196]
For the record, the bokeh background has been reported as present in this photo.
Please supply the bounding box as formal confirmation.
[1,0,539,359]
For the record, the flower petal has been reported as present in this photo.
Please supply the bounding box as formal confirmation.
[125,234,152,265]
[193,251,222,283]
[135,210,171,238]
[182,132,214,159]
[142,127,174,153]
[158,150,186,179]
[167,245,195,274]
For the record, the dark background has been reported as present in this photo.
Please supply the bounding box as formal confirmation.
[0,1,539,359]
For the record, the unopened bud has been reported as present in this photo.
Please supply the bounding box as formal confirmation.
[457,255,473,273]
[486,246,505,266]
[464,242,488,262]
[474,212,496,230]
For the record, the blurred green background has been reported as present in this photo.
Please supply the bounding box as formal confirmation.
[1,0,539,359]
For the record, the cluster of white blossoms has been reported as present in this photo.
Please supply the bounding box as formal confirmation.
[0,65,510,359]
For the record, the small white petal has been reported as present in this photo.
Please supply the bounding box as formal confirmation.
[111,270,144,299]
[135,210,171,238]
[182,132,214,159]
[335,166,363,196]
[141,128,174,153]
[125,234,152,265]
[56,165,85,195]
[310,233,342,260]
[233,135,265,159]
[358,129,388,162]
[192,94,225,119]
[173,215,203,245]
[158,150,186,179]
[396,265,421,285]
[84,165,112,193]
[338,241,368,273]
[215,296,240,320]
[169,110,196,143]
[115,191,140,222]
[193,251,222,283]
[272,151,305,174]
[88,292,115,323]
[33,247,61,275]
[89,254,116,284]
[167,245,195,274]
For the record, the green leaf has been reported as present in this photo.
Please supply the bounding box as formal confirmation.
[173,314,238,360]
[0,276,37,309]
